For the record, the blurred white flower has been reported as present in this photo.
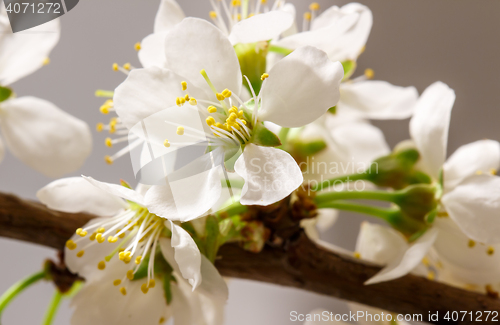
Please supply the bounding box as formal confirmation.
[37,177,228,325]
[0,9,92,177]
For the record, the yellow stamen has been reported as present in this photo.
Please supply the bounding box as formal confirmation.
[427,271,435,280]
[89,232,97,241]
[105,138,113,148]
[107,236,118,243]
[100,105,110,114]
[206,116,216,126]
[303,12,312,21]
[181,81,187,91]
[76,250,85,258]
[135,256,142,265]
[189,98,197,105]
[228,106,238,114]
[353,251,361,259]
[163,139,170,148]
[476,170,483,175]
[468,239,476,248]
[141,283,149,294]
[66,240,77,250]
[159,317,166,324]
[105,156,114,165]
[216,93,225,101]
[76,228,87,237]
[364,68,375,79]
[231,0,241,6]
[112,63,119,71]
[176,126,184,135]
[261,73,269,81]
[123,63,131,70]
[487,246,495,255]
[97,261,106,270]
[43,57,50,66]
[120,287,127,296]
[149,279,156,288]
[97,227,105,233]
[209,11,217,19]
[96,123,104,132]
[490,168,497,175]
[134,42,141,51]
[113,279,122,286]
[127,270,135,280]
[207,106,217,113]
[309,2,320,10]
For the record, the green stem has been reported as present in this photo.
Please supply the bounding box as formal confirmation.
[218,201,247,217]
[314,189,401,205]
[221,178,244,189]
[311,173,368,191]
[317,200,398,221]
[268,45,294,56]
[41,290,63,325]
[0,270,46,318]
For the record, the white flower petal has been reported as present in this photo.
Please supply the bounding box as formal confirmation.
[138,32,168,68]
[164,18,242,99]
[228,10,294,45]
[169,222,202,289]
[443,140,500,191]
[83,176,144,205]
[365,228,438,285]
[355,222,408,265]
[442,174,500,244]
[275,4,371,62]
[409,81,455,179]
[37,177,125,216]
[0,15,60,85]
[0,97,91,177]
[114,67,206,129]
[338,80,418,120]
[258,46,343,127]
[234,144,303,206]
[70,265,167,325]
[154,0,185,33]
[280,3,298,38]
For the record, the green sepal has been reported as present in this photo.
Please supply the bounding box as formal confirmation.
[250,123,281,147]
[204,215,220,263]
[162,273,173,305]
[0,86,13,102]
[393,184,438,222]
[328,106,337,114]
[341,60,357,81]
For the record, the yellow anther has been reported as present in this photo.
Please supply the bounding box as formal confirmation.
[100,105,110,115]
[487,246,495,255]
[476,170,483,175]
[216,93,225,101]
[364,68,375,79]
[107,236,118,243]
[309,2,320,10]
[141,283,149,294]
[120,287,127,296]
[181,81,187,91]
[206,116,216,126]
[112,63,119,71]
[96,123,104,132]
[235,13,241,21]
[180,96,186,104]
[89,232,97,241]
[222,89,232,98]
[215,122,224,129]
[109,125,116,134]
[97,227,105,233]
[96,233,105,243]
[149,279,156,288]
[76,228,87,237]
[207,105,218,113]
[189,98,197,105]
[231,0,241,6]
[119,252,125,260]
[76,250,85,258]
[468,239,476,248]
[490,168,497,175]
[118,233,125,238]
[238,110,244,118]
[97,261,106,270]
[421,257,430,266]
[261,0,267,3]
[113,279,122,286]
[303,12,312,21]
[261,73,269,81]
[127,270,135,280]
[105,138,113,148]
[163,139,170,148]
[123,63,131,70]
[159,317,166,324]
[177,126,185,135]
[427,271,435,280]
[105,155,114,165]
[66,240,77,250]
[135,256,142,265]
[228,106,238,114]
[228,112,238,121]
[134,42,141,51]
[176,97,182,106]
[209,11,217,19]
[353,252,361,259]
[241,119,247,125]
[43,57,50,66]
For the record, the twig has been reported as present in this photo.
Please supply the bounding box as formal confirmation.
[0,192,498,324]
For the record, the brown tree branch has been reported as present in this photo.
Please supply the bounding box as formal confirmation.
[0,191,498,324]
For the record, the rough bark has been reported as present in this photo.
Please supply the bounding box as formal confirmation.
[0,192,498,324]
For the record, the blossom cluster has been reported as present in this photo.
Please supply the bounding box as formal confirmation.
[1,1,499,325]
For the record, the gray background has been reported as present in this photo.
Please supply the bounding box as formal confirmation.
[0,0,499,324]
